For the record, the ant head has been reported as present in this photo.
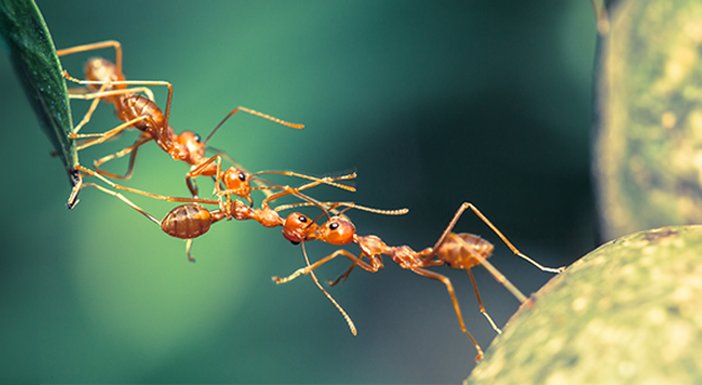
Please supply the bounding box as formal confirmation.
[175,130,206,164]
[282,212,318,245]
[221,167,252,198]
[314,216,356,245]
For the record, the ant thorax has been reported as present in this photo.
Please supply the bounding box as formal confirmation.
[356,235,388,257]
[176,131,208,167]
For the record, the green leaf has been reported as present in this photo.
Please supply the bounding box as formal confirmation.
[466,225,702,384]
[0,0,77,185]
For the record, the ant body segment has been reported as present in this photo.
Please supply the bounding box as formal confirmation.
[273,202,565,361]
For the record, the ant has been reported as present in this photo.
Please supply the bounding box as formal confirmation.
[272,201,565,361]
[57,40,305,205]
[74,164,407,336]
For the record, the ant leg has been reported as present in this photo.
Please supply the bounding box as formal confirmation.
[68,86,155,104]
[327,264,356,287]
[68,85,154,137]
[467,269,501,334]
[80,182,160,225]
[63,74,174,128]
[203,106,304,144]
[72,116,148,150]
[410,267,484,361]
[75,165,219,205]
[300,242,357,336]
[456,237,528,304]
[70,81,110,135]
[185,239,196,263]
[430,202,564,273]
[185,155,222,198]
[272,249,380,284]
[591,0,610,35]
[57,40,123,74]
[93,134,152,179]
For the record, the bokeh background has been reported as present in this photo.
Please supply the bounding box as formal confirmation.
[0,1,598,383]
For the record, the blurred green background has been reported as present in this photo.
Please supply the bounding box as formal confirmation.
[0,1,597,383]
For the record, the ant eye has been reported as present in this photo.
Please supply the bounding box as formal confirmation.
[194,133,201,143]
[329,222,339,230]
[298,215,307,223]
[238,172,247,181]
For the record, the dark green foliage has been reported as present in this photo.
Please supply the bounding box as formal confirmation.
[0,0,76,183]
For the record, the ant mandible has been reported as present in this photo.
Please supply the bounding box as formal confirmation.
[272,201,565,361]
[58,41,305,204]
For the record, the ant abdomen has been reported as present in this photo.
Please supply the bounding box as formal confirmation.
[161,204,213,239]
[436,232,495,269]
[116,94,164,131]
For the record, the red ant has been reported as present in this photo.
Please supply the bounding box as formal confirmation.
[74,164,407,336]
[57,41,305,205]
[272,202,565,361]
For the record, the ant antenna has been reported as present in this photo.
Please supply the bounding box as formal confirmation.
[204,106,304,144]
[253,170,357,193]
[275,201,409,216]
[312,209,331,224]
[301,241,357,336]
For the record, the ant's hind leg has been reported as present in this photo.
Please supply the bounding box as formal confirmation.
[410,267,484,361]
[455,237,528,304]
[467,269,501,334]
[431,202,565,273]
